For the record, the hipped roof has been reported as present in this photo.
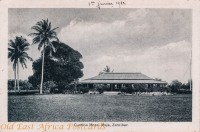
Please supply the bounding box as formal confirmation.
[80,72,167,84]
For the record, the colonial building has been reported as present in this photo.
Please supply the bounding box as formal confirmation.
[80,72,167,92]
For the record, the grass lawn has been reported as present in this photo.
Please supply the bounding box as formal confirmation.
[8,94,192,122]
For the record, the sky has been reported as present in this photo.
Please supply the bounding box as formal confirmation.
[8,8,192,83]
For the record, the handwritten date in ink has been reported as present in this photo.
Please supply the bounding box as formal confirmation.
[88,1,126,9]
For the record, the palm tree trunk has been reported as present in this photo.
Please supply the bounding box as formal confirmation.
[17,60,20,92]
[40,45,45,94]
[14,66,17,93]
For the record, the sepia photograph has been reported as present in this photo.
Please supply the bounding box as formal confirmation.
[7,8,192,122]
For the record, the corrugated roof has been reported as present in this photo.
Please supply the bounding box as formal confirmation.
[80,72,167,84]
[80,79,167,84]
[87,72,152,80]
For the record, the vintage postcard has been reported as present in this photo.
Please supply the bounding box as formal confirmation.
[0,0,199,132]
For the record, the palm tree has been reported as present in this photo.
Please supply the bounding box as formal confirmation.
[8,36,32,92]
[103,65,114,73]
[29,19,59,94]
[99,66,114,75]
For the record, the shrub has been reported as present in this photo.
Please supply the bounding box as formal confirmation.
[20,80,33,90]
[125,85,134,94]
[97,88,104,94]
[8,79,15,90]
[120,85,134,94]
[166,87,171,93]
[120,84,169,93]
[37,81,57,93]
[177,89,192,94]
[146,87,153,92]
[95,84,105,94]
[57,81,73,93]
[134,84,147,92]
[8,79,33,90]
[80,86,89,94]
[64,84,75,93]
[120,87,126,93]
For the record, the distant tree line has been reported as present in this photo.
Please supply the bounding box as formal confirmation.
[8,78,192,94]
[167,80,192,94]
[8,79,33,91]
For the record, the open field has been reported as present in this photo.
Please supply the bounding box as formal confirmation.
[8,94,192,122]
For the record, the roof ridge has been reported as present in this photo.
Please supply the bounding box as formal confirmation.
[83,72,155,81]
[103,72,142,74]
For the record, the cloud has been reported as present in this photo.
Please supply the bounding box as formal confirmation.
[58,9,191,54]
[81,40,191,83]
[8,9,192,84]
[58,14,150,58]
[56,9,191,83]
[127,9,147,21]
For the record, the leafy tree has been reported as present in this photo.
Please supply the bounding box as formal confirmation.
[180,79,192,91]
[28,41,84,92]
[186,79,192,90]
[29,19,59,94]
[8,36,32,92]
[170,80,182,93]
[28,74,41,88]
